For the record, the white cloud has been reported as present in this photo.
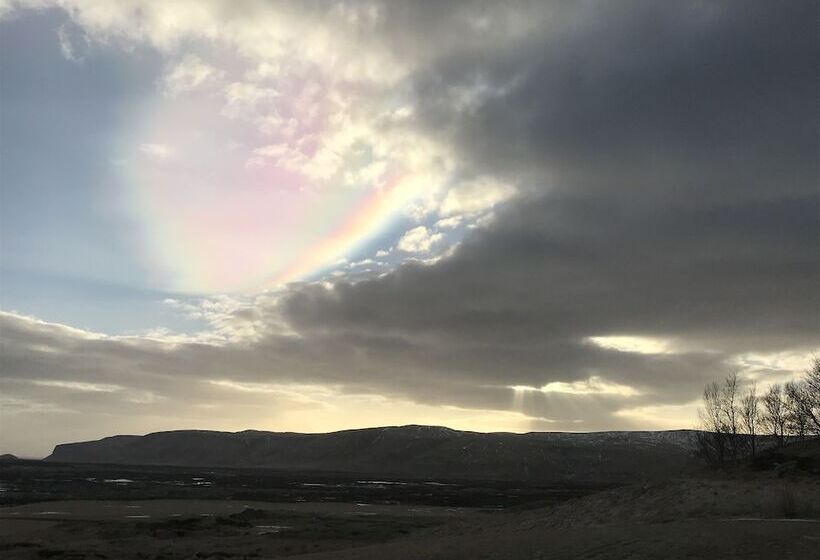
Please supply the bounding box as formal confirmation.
[248,142,308,170]
[139,143,174,161]
[435,216,462,229]
[731,350,816,375]
[729,349,818,387]
[256,113,298,137]
[245,61,282,81]
[252,143,290,159]
[162,295,273,343]
[57,21,89,62]
[397,226,443,253]
[222,82,278,119]
[163,54,220,96]
[439,177,516,217]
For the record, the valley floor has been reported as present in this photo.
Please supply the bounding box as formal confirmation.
[1,476,818,559]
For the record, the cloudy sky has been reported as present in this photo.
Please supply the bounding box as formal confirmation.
[1,1,817,457]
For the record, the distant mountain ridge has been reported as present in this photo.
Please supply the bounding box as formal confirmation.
[46,425,700,483]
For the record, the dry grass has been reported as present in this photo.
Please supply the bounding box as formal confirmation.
[760,484,816,519]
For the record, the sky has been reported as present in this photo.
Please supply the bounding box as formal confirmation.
[0,0,818,457]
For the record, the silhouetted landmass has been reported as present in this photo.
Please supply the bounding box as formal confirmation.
[0,454,20,463]
[45,425,699,483]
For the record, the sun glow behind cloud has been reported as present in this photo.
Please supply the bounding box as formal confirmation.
[586,335,672,355]
[613,402,700,431]
[509,376,641,415]
[208,378,538,435]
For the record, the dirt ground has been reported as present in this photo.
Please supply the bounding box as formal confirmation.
[299,518,820,559]
[0,499,468,559]
[297,476,820,559]
[1,476,818,559]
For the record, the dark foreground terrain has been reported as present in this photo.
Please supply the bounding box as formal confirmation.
[1,474,818,559]
[0,458,598,558]
[2,434,818,558]
[0,459,601,509]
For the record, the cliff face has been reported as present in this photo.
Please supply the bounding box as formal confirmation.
[46,426,700,482]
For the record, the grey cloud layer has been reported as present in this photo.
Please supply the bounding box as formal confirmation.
[280,0,819,387]
[411,1,818,198]
[1,1,818,446]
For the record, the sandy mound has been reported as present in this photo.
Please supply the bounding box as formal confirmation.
[517,475,820,529]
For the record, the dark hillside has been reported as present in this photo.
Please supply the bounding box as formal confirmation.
[46,426,699,483]
[755,437,820,474]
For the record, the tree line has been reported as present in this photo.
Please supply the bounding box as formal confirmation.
[696,357,820,467]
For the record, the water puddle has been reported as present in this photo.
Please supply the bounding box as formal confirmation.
[255,525,291,535]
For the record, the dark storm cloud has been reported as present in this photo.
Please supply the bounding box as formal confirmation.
[410,0,818,200]
[277,0,819,401]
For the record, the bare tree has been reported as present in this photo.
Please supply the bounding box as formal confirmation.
[697,381,727,466]
[721,372,741,464]
[697,373,743,467]
[762,384,787,446]
[740,384,759,460]
[697,360,819,469]
[784,380,810,439]
[779,359,820,439]
[802,357,820,433]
